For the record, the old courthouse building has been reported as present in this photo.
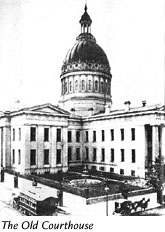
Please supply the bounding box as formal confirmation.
[0,5,165,178]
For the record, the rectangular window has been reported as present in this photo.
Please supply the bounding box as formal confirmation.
[76,131,80,142]
[93,148,97,161]
[93,131,96,142]
[111,149,114,162]
[75,80,78,90]
[76,148,80,160]
[101,82,104,92]
[30,127,36,141]
[89,80,92,90]
[85,131,89,142]
[86,147,89,160]
[19,128,21,141]
[99,166,105,171]
[44,149,49,165]
[132,149,136,163]
[121,129,124,141]
[57,149,61,164]
[101,148,105,162]
[68,131,72,142]
[120,169,124,175]
[110,129,114,141]
[69,81,72,92]
[68,147,72,161]
[131,128,135,141]
[82,80,85,90]
[110,167,114,173]
[131,170,135,176]
[18,149,21,164]
[121,149,125,162]
[12,149,15,164]
[44,128,49,142]
[30,149,36,166]
[57,128,61,142]
[13,129,15,141]
[102,130,105,141]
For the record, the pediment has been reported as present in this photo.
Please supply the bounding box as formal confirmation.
[28,104,69,115]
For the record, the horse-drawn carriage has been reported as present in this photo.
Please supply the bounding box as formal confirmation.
[113,201,132,216]
[113,198,150,216]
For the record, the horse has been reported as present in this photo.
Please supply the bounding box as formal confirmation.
[140,198,150,211]
[134,197,145,211]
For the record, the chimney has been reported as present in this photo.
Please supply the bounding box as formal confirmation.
[70,108,75,117]
[105,103,112,114]
[88,108,94,117]
[142,100,146,107]
[124,101,131,111]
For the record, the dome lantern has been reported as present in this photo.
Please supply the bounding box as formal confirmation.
[79,4,92,34]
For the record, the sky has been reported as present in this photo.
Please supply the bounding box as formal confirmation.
[0,0,164,111]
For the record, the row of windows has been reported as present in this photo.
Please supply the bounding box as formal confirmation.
[62,79,110,95]
[68,130,81,142]
[30,149,62,166]
[12,147,135,166]
[12,149,21,165]
[68,147,136,163]
[12,128,21,141]
[68,147,81,161]
[13,127,135,143]
[97,166,136,177]
[30,128,62,142]
[68,128,135,143]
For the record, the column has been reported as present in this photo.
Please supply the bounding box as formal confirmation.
[51,126,57,170]
[152,125,159,163]
[62,126,68,172]
[0,128,1,181]
[3,126,11,168]
[161,126,165,161]
[37,126,44,170]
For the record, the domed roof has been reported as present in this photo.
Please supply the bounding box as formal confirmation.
[61,5,111,76]
[64,34,109,66]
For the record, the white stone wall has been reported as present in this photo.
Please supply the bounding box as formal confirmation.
[81,113,162,178]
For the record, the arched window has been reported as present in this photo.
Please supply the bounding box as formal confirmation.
[108,83,110,94]
[82,80,85,90]
[65,82,67,93]
[69,81,72,92]
[105,81,108,93]
[95,80,98,91]
[101,81,104,92]
[62,81,64,95]
[75,80,78,91]
[88,80,92,90]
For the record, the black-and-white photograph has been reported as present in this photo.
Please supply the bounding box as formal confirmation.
[0,0,164,219]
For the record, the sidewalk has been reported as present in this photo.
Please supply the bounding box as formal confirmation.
[0,182,20,206]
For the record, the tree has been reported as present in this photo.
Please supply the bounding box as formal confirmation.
[119,181,129,199]
[146,155,164,203]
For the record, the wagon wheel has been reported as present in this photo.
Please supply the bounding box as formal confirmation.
[121,209,131,216]
[120,210,126,216]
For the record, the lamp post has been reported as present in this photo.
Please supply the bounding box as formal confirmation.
[83,165,88,184]
[83,165,89,199]
[105,179,109,216]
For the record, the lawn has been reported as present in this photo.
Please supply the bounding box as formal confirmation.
[38,171,143,198]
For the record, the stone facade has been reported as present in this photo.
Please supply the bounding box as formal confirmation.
[0,6,165,179]
[0,103,165,178]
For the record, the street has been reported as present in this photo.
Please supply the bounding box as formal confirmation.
[0,201,22,216]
